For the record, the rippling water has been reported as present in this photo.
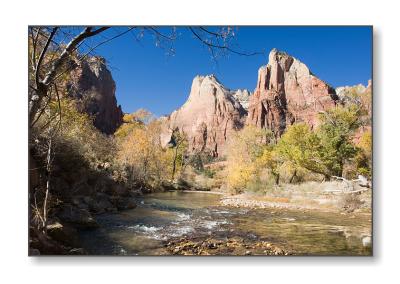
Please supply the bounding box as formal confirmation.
[78,191,372,255]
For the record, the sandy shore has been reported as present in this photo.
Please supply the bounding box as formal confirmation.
[219,194,324,211]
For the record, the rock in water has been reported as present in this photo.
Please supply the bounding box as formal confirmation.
[362,235,372,248]
[246,48,339,137]
[160,75,247,157]
[67,56,123,135]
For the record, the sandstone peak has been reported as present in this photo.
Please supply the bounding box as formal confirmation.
[247,49,338,136]
[269,48,287,61]
[161,75,246,157]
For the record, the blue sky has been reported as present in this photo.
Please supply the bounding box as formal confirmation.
[93,26,372,116]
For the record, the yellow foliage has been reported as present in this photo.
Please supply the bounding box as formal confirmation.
[225,126,272,192]
[116,119,187,186]
[359,130,372,159]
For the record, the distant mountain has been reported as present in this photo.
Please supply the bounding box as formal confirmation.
[160,74,247,157]
[230,89,252,110]
[157,48,370,157]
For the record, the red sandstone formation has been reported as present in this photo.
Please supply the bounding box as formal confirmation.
[160,75,247,157]
[67,56,123,135]
[246,48,339,137]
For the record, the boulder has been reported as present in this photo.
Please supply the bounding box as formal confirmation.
[46,222,80,247]
[71,196,89,210]
[116,197,137,211]
[89,193,116,213]
[29,227,68,255]
[57,204,98,228]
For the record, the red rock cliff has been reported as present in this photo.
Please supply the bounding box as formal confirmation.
[67,56,123,135]
[247,48,338,136]
[160,75,247,157]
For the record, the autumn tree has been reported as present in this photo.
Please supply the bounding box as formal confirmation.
[255,146,281,185]
[30,98,114,232]
[276,123,327,178]
[354,129,372,177]
[225,126,273,192]
[276,105,364,179]
[317,105,362,177]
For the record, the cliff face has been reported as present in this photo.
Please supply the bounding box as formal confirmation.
[246,49,339,137]
[231,89,252,110]
[160,75,247,157]
[67,56,123,135]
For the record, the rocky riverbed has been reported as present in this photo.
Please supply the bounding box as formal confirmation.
[76,191,371,255]
[164,236,290,256]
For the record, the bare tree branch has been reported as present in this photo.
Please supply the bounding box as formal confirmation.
[29,26,110,126]
[50,27,135,84]
[35,27,58,88]
[42,27,109,86]
[189,27,264,57]
[146,27,176,41]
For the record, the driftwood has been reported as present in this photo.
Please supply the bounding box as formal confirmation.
[325,175,371,194]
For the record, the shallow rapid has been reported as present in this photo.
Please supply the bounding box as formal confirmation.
[78,191,371,255]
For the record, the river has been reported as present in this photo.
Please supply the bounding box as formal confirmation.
[78,191,372,255]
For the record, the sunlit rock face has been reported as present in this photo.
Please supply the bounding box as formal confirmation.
[160,75,247,157]
[246,48,339,137]
[231,89,252,110]
[67,56,123,135]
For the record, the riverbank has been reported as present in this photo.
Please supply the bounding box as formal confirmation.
[217,181,372,214]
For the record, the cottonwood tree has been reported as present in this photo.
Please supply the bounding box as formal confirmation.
[276,105,363,180]
[225,126,272,192]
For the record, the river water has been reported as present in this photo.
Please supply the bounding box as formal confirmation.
[78,191,372,255]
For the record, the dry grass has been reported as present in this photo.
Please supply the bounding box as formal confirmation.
[237,181,372,212]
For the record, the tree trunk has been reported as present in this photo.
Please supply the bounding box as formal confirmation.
[42,138,52,233]
[289,169,297,183]
[171,146,178,181]
[274,173,280,185]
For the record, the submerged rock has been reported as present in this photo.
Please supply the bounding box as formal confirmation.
[362,236,372,248]
[164,236,290,256]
